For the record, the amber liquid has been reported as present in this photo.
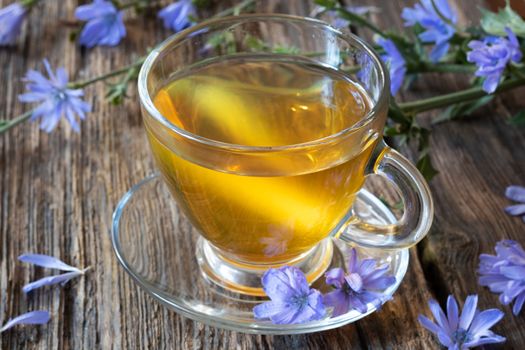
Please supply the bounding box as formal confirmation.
[147,57,377,264]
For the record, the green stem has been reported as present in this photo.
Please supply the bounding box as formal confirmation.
[413,63,477,74]
[115,0,160,10]
[68,57,146,89]
[0,110,33,134]
[399,77,525,114]
[213,0,256,18]
[335,7,385,36]
[20,0,41,8]
[1,0,261,135]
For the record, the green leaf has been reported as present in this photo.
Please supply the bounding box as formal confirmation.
[105,83,127,105]
[0,120,8,127]
[388,101,412,124]
[192,0,211,9]
[384,126,403,137]
[508,110,525,126]
[480,1,525,38]
[433,95,494,124]
[69,30,78,42]
[417,152,439,181]
[314,0,337,8]
[243,35,266,51]
[272,45,300,54]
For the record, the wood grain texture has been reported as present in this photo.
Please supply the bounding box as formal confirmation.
[0,0,524,349]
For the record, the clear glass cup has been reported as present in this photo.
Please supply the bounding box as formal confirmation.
[138,14,433,296]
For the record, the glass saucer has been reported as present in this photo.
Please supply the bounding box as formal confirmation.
[111,174,409,334]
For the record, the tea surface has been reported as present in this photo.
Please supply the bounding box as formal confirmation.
[149,57,376,263]
[153,58,370,146]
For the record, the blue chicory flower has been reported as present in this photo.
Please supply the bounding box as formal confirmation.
[376,37,407,95]
[158,0,196,33]
[323,248,396,317]
[253,266,326,324]
[19,253,90,293]
[479,240,525,315]
[0,3,27,46]
[402,0,457,62]
[0,311,50,333]
[75,0,126,48]
[467,29,522,94]
[418,295,506,349]
[18,59,91,133]
[505,185,525,221]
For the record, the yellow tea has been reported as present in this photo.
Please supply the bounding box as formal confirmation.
[147,58,377,264]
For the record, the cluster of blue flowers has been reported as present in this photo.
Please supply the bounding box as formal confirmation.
[74,0,196,48]
[0,0,196,48]
[254,248,396,324]
[1,0,198,133]
[255,237,525,349]
[373,0,523,95]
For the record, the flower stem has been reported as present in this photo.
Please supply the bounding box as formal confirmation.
[213,0,257,18]
[0,110,33,134]
[68,57,146,89]
[412,63,477,74]
[399,77,525,114]
[115,0,161,10]
[335,7,385,36]
[1,0,261,135]
[20,0,41,8]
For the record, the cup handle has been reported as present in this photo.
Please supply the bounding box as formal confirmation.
[338,141,434,249]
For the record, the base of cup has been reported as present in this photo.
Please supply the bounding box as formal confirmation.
[196,237,334,296]
[111,173,411,333]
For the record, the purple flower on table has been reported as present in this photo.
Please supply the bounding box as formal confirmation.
[478,240,525,315]
[402,0,457,62]
[467,28,522,94]
[18,59,91,133]
[505,185,525,222]
[418,295,506,349]
[253,266,326,324]
[158,0,196,33]
[75,0,126,48]
[19,253,90,293]
[376,37,406,95]
[323,248,396,317]
[0,3,27,46]
[0,311,50,333]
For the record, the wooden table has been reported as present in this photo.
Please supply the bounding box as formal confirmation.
[1,0,524,348]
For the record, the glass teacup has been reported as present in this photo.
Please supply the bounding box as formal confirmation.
[138,15,433,295]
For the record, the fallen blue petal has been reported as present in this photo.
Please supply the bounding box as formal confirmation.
[0,311,50,333]
[23,269,89,293]
[506,185,525,203]
[18,253,81,272]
